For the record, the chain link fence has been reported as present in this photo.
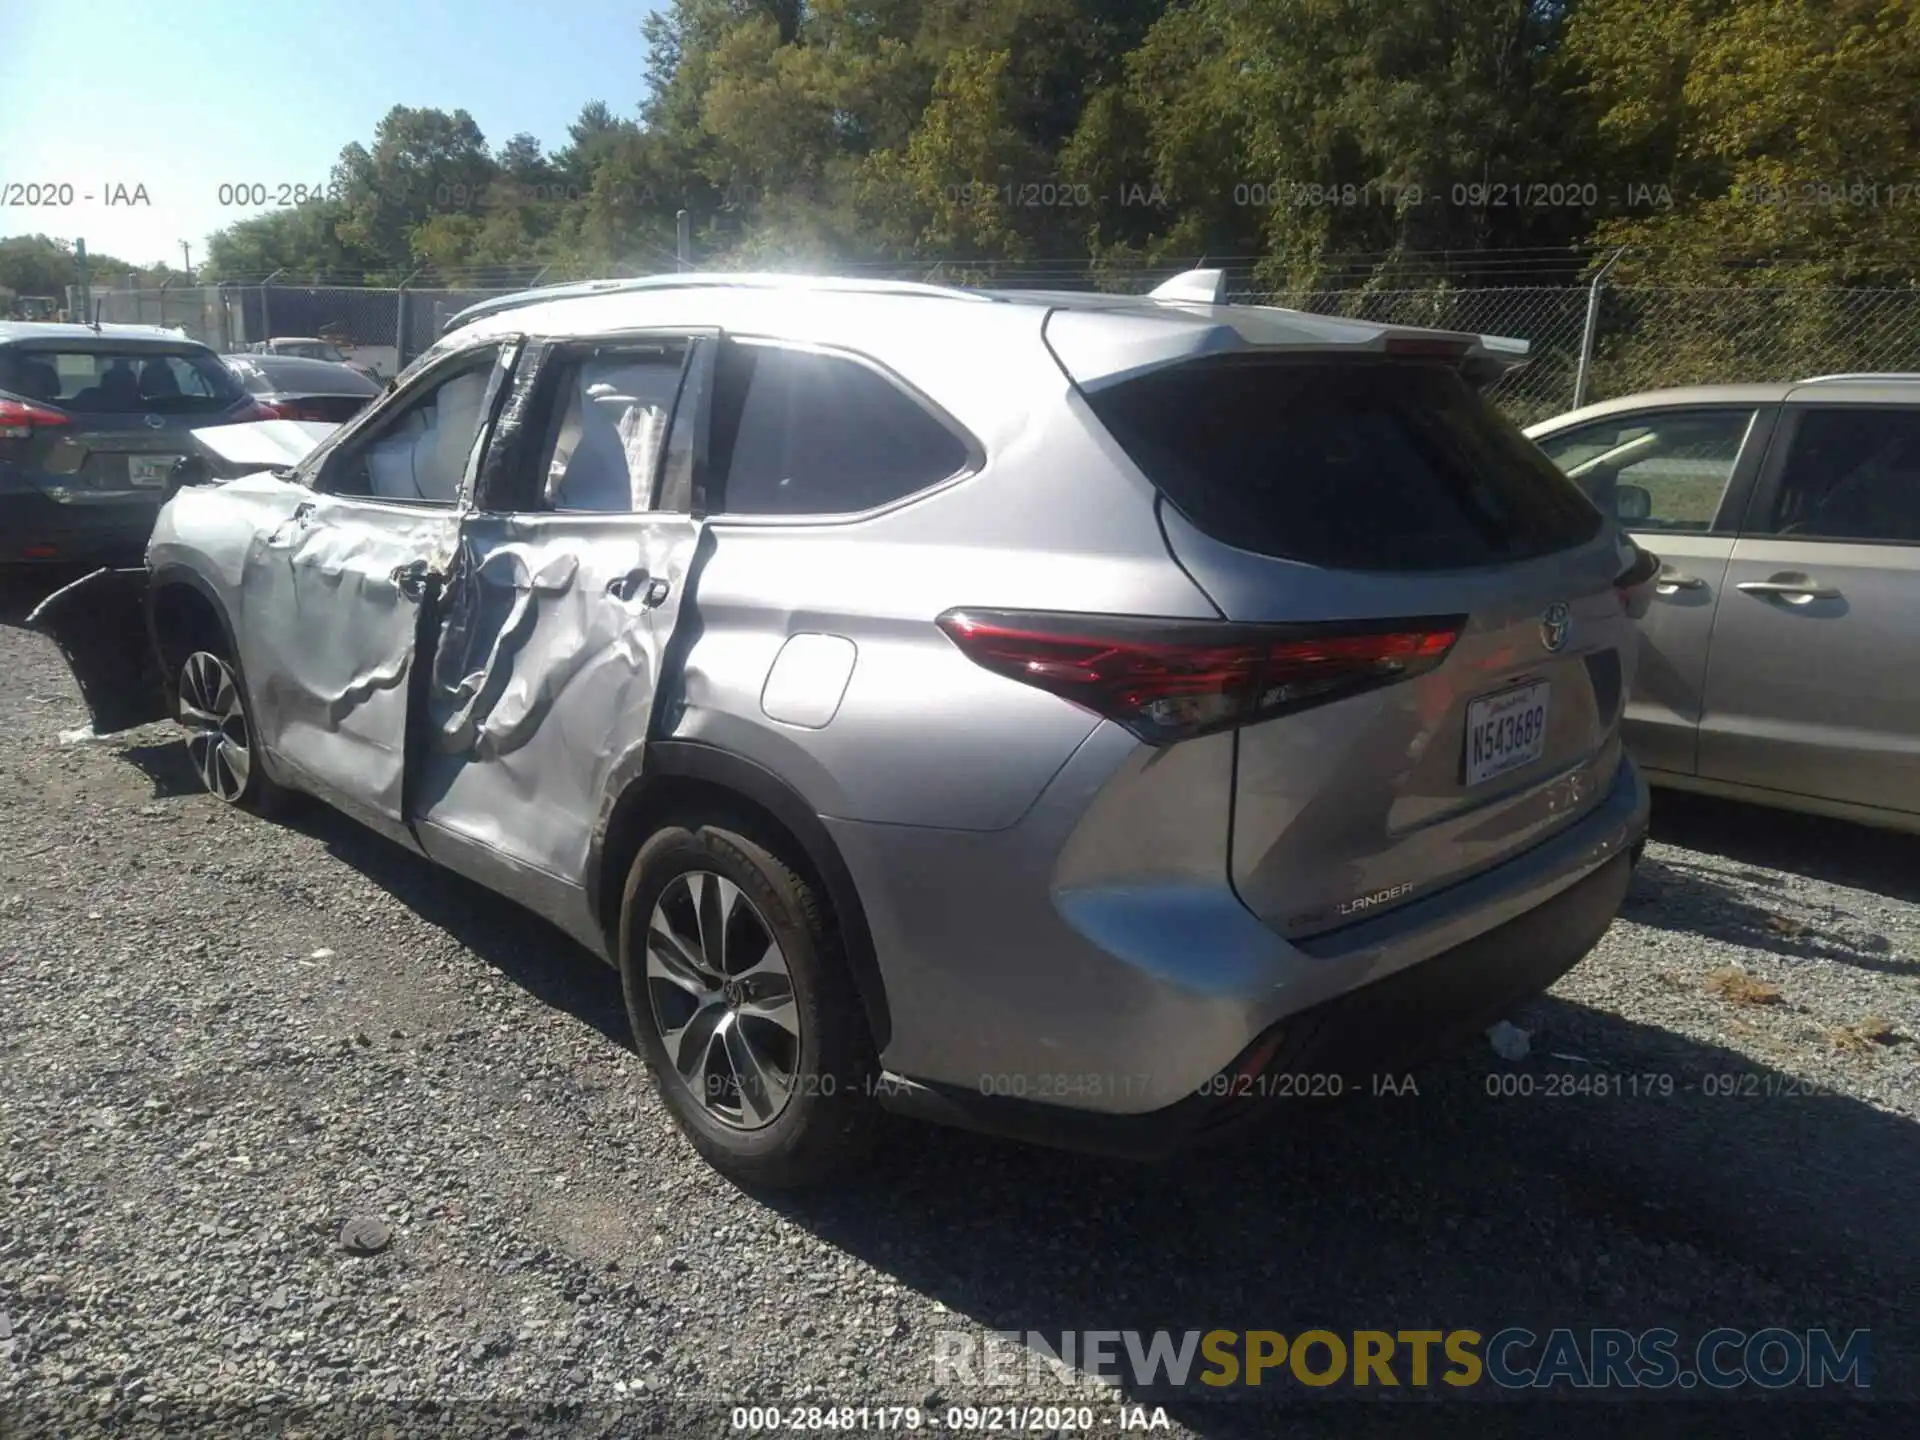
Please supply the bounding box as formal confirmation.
[71,275,1920,423]
[73,282,530,379]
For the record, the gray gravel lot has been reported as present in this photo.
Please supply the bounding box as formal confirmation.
[1,570,1915,1438]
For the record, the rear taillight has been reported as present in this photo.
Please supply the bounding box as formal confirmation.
[0,398,70,440]
[249,398,335,422]
[936,608,1463,744]
[241,398,290,420]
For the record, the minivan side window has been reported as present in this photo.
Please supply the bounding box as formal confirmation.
[324,347,499,506]
[1761,408,1920,543]
[1533,408,1755,533]
[709,343,969,517]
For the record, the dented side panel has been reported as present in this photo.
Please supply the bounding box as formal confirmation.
[235,492,458,832]
[413,510,700,885]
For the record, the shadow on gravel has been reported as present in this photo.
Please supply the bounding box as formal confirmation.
[1624,856,1920,977]
[284,803,635,1052]
[117,740,210,799]
[753,999,1912,1433]
[1651,788,1920,906]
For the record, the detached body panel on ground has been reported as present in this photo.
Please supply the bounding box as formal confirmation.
[29,274,1649,1183]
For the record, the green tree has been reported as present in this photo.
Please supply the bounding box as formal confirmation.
[331,106,500,277]
[0,233,182,294]
[1091,0,1590,287]
[1566,0,1920,282]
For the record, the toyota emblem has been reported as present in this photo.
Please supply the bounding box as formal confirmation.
[1540,602,1572,653]
[144,414,166,429]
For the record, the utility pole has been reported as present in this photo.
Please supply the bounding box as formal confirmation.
[75,238,93,322]
[181,241,193,282]
[676,210,691,272]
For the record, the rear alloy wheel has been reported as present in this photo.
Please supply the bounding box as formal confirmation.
[646,871,802,1131]
[175,649,293,815]
[619,819,881,1187]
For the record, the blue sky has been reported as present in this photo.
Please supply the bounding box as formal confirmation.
[0,0,663,267]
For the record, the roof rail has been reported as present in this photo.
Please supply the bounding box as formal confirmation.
[440,272,993,336]
[1797,372,1920,384]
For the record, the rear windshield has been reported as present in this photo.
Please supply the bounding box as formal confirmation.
[1087,358,1602,570]
[231,355,380,396]
[278,341,346,362]
[0,346,245,415]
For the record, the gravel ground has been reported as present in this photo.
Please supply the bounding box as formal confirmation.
[1,571,1915,1438]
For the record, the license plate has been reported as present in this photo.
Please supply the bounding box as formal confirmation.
[129,455,180,488]
[1465,681,1550,787]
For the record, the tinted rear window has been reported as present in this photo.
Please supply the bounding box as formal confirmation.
[0,346,244,414]
[1087,358,1602,570]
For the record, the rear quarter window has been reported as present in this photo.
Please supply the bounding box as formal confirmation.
[709,343,970,517]
[1087,358,1602,570]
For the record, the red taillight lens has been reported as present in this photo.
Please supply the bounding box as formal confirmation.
[936,609,1463,744]
[242,398,292,420]
[249,398,335,422]
[0,397,70,440]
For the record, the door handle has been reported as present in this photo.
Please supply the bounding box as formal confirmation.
[1737,575,1840,601]
[265,500,317,548]
[1654,569,1707,594]
[606,567,650,603]
[606,569,672,608]
[390,559,433,600]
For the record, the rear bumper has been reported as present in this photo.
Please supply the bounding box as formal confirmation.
[880,846,1636,1159]
[0,486,158,564]
[835,728,1647,1142]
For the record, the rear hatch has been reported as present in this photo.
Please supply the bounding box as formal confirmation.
[0,342,257,503]
[228,353,380,425]
[1065,332,1628,936]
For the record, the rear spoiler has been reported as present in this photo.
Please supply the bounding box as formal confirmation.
[1054,270,1531,391]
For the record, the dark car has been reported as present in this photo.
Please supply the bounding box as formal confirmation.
[224,352,382,424]
[0,323,265,567]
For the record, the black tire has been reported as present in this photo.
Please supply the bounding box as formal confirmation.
[173,643,300,819]
[618,815,880,1188]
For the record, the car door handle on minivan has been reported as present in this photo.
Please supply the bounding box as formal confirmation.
[264,500,317,548]
[390,559,433,600]
[606,568,671,607]
[1654,569,1707,594]
[1736,575,1841,602]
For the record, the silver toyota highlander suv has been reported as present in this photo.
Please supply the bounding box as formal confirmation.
[31,271,1650,1187]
